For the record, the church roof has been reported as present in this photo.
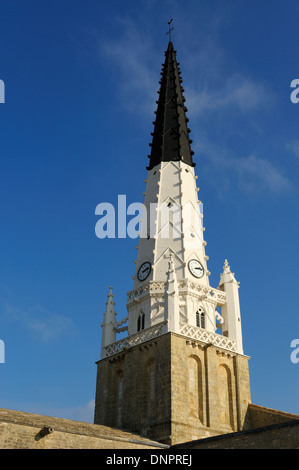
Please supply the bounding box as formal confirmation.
[147,41,195,171]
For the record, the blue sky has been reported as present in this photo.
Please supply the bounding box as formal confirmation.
[0,0,298,423]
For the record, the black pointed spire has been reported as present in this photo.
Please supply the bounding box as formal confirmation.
[147,41,195,171]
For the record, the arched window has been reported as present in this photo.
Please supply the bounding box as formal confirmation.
[146,359,155,419]
[196,308,205,329]
[217,364,234,429]
[188,355,204,423]
[200,311,205,329]
[116,370,123,428]
[137,311,145,332]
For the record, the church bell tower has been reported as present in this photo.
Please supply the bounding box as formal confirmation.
[94,40,251,446]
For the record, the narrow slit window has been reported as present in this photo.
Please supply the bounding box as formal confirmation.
[196,309,205,329]
[137,311,145,332]
[200,311,205,329]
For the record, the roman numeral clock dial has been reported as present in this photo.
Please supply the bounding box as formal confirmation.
[137,262,151,281]
[188,259,204,279]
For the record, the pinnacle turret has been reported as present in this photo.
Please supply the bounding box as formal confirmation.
[219,259,239,286]
[100,286,117,357]
[147,41,195,170]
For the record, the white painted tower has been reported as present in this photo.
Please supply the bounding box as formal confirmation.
[95,39,251,444]
[100,41,244,358]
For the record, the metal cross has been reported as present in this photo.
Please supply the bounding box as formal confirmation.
[166,19,174,42]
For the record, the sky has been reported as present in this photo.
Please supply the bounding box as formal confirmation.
[0,0,298,424]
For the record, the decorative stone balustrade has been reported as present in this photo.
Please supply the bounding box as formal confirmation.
[103,318,237,358]
[103,321,167,357]
[179,323,237,353]
[127,280,226,305]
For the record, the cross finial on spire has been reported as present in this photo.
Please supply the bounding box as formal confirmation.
[166,19,174,42]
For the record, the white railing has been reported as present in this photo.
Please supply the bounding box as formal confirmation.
[103,321,167,357]
[179,323,237,353]
[103,320,237,358]
[127,280,226,305]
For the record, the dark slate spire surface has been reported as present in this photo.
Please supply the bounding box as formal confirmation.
[147,41,195,171]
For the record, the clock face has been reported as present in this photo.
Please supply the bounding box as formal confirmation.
[188,259,204,279]
[137,262,151,281]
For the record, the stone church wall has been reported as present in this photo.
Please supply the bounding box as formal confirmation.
[1,404,298,449]
[248,403,299,428]
[95,332,252,445]
[172,419,299,449]
[0,408,167,449]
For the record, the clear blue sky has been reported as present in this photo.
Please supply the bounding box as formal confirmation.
[0,0,298,423]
